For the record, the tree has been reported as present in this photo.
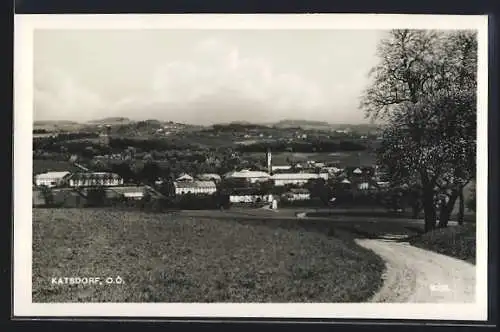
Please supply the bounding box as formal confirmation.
[361,30,477,232]
[466,183,476,213]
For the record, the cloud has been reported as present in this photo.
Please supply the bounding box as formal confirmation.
[107,38,328,124]
[34,68,106,121]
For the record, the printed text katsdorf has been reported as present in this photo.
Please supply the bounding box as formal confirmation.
[51,276,124,285]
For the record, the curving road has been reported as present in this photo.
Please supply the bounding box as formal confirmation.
[356,238,476,303]
[178,208,475,303]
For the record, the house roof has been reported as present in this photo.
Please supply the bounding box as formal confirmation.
[69,172,122,180]
[35,171,71,180]
[174,181,217,189]
[176,174,194,181]
[110,186,146,195]
[271,173,320,180]
[225,170,270,179]
[197,173,222,180]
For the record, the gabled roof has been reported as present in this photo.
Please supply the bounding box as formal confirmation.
[176,174,194,181]
[353,168,363,174]
[35,171,71,180]
[174,181,217,189]
[271,173,320,180]
[225,170,270,178]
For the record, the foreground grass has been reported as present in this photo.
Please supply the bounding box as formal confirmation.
[33,208,385,303]
[409,225,476,264]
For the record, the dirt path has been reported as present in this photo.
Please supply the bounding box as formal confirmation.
[356,238,476,303]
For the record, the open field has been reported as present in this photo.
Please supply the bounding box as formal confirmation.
[33,208,385,303]
[243,151,376,166]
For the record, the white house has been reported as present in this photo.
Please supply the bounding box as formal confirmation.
[358,182,370,190]
[283,188,311,201]
[68,172,124,187]
[228,188,271,204]
[35,171,71,188]
[271,173,328,186]
[110,186,146,200]
[174,180,217,195]
[224,170,270,184]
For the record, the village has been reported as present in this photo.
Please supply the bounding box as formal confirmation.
[32,148,391,210]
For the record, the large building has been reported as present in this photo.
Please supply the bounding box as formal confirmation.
[174,180,217,196]
[271,173,328,187]
[224,170,270,184]
[68,172,124,187]
[34,171,71,188]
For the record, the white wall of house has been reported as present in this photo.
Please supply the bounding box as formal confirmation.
[230,195,269,203]
[175,186,217,195]
[274,178,311,186]
[286,193,311,201]
[35,178,59,188]
[69,178,124,187]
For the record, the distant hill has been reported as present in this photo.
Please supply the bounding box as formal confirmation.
[274,119,331,127]
[87,117,133,125]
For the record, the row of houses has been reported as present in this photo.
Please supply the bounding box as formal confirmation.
[34,171,125,188]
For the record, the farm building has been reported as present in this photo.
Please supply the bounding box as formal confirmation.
[34,171,71,188]
[228,188,272,204]
[224,170,270,184]
[174,180,217,196]
[108,186,146,200]
[271,173,328,186]
[68,172,123,187]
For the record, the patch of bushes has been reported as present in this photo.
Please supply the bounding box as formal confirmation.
[409,225,476,264]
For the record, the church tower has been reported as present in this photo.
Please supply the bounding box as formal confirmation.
[266,148,272,175]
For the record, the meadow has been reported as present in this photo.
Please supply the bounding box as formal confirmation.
[32,208,385,303]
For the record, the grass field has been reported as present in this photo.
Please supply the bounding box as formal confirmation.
[32,208,385,303]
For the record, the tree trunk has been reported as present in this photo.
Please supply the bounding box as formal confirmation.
[438,192,459,228]
[458,187,465,225]
[423,190,436,232]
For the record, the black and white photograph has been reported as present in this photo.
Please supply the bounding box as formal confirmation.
[13,14,488,320]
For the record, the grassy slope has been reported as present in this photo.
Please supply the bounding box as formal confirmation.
[409,225,476,264]
[33,208,384,303]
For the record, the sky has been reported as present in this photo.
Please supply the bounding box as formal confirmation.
[33,29,388,125]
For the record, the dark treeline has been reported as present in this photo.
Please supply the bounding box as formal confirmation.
[109,137,196,151]
[211,123,270,132]
[236,140,367,153]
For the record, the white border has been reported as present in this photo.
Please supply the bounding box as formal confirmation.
[14,14,489,320]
